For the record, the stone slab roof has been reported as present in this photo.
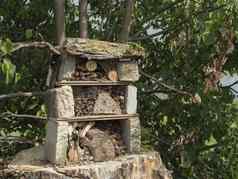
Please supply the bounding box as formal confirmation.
[61,38,145,60]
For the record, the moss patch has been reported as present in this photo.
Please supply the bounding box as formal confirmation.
[63,38,145,59]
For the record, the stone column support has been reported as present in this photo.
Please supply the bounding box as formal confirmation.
[58,54,76,82]
[126,85,137,114]
[45,85,75,164]
[117,61,139,81]
[121,117,141,153]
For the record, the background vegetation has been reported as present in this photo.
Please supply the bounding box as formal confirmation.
[1,0,238,178]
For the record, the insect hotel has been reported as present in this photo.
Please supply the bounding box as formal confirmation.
[45,38,144,165]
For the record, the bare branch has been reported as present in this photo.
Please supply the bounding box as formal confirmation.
[133,0,185,37]
[230,88,238,94]
[119,0,135,42]
[79,0,88,38]
[140,70,193,97]
[0,136,35,144]
[131,4,226,41]
[222,80,238,88]
[79,122,95,138]
[54,0,65,46]
[12,42,60,55]
[0,91,47,101]
[1,112,47,121]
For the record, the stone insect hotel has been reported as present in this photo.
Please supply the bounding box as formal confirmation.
[45,38,145,165]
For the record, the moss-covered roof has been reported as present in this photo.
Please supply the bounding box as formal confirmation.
[61,38,145,60]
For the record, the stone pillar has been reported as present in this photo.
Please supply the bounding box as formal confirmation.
[125,85,137,114]
[58,55,76,82]
[121,117,141,153]
[117,61,139,81]
[122,75,140,153]
[45,86,75,164]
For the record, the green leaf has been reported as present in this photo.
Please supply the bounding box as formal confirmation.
[25,29,33,39]
[14,73,21,84]
[1,58,16,84]
[205,134,217,147]
[0,39,13,55]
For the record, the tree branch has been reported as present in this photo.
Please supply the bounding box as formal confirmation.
[131,4,226,41]
[133,0,185,37]
[0,91,47,100]
[0,136,35,144]
[222,80,238,88]
[1,112,47,121]
[54,0,65,46]
[12,41,60,55]
[79,0,88,38]
[119,0,135,42]
[230,88,238,94]
[140,70,193,97]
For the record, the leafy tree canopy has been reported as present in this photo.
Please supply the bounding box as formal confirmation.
[1,0,238,178]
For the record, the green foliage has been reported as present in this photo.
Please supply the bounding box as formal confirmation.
[0,0,238,178]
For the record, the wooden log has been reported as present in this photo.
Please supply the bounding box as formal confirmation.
[67,142,79,162]
[100,62,119,81]
[79,122,95,138]
[85,60,97,72]
[108,70,118,81]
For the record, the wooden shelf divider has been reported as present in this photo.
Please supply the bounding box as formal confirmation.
[57,80,131,86]
[51,114,138,122]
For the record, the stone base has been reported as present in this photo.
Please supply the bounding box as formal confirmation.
[6,152,172,179]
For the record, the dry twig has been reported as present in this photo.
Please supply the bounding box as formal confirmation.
[0,91,47,100]
[1,112,47,121]
[140,70,193,97]
[12,41,60,55]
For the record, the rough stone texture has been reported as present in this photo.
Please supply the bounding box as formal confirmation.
[93,92,122,114]
[45,121,69,165]
[63,38,145,59]
[47,86,75,119]
[121,117,141,153]
[117,61,139,81]
[126,85,137,114]
[58,55,76,82]
[80,128,116,162]
[45,86,75,164]
[7,152,173,179]
[10,145,45,166]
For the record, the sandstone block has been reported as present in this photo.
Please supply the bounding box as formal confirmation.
[47,86,75,119]
[10,145,45,166]
[45,121,69,165]
[126,85,137,114]
[121,117,141,153]
[58,55,76,81]
[117,61,139,81]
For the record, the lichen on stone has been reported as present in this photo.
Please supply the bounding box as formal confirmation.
[62,38,145,59]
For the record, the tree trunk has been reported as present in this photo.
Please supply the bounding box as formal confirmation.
[54,0,65,46]
[119,0,135,42]
[80,0,88,38]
